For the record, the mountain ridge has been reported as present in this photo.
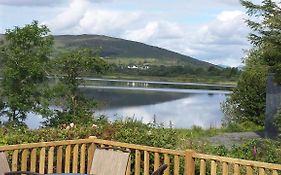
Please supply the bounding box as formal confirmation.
[53,34,217,69]
[0,34,218,69]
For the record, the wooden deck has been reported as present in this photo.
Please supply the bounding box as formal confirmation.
[0,137,280,175]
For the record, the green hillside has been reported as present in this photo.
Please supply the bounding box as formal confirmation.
[54,34,216,69]
[0,34,240,83]
[0,34,216,69]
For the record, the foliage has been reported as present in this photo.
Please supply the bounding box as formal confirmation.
[53,49,109,91]
[241,0,281,82]
[229,139,281,163]
[113,118,177,148]
[221,0,280,126]
[181,137,281,164]
[0,117,216,147]
[222,59,268,126]
[1,119,281,164]
[43,49,109,127]
[112,64,240,79]
[222,121,264,132]
[0,118,178,149]
[0,21,53,126]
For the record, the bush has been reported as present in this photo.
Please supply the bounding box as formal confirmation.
[221,62,267,127]
[1,119,281,164]
[0,117,177,149]
[223,121,264,132]
[228,139,281,163]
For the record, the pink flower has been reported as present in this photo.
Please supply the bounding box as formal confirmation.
[252,146,257,158]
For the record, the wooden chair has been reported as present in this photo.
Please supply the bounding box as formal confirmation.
[90,147,130,175]
[151,164,168,175]
[0,152,40,175]
[0,152,10,175]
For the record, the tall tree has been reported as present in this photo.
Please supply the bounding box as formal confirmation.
[241,0,281,81]
[0,21,54,126]
[221,0,281,126]
[43,49,109,127]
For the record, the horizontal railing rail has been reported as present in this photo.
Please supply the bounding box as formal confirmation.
[193,153,281,175]
[0,137,280,175]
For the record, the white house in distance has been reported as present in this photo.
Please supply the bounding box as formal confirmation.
[127,65,150,70]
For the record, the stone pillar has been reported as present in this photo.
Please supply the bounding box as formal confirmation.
[265,74,281,137]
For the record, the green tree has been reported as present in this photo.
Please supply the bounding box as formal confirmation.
[241,0,281,82]
[0,21,53,126]
[44,49,109,127]
[221,0,281,126]
[222,53,268,126]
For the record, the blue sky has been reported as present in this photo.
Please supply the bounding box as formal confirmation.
[0,0,256,66]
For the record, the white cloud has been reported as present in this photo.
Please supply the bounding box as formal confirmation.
[217,0,241,6]
[124,22,158,42]
[78,9,141,35]
[0,0,64,6]
[45,0,141,35]
[46,0,90,32]
[217,10,244,22]
[123,21,184,43]
[42,1,249,66]
[119,10,249,66]
[194,10,247,43]
[184,10,249,66]
[0,0,112,6]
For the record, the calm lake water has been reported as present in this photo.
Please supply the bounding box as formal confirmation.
[25,79,230,129]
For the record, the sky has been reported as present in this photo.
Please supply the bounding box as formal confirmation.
[0,0,260,67]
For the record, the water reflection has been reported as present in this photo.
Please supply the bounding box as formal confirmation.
[21,86,228,129]
[96,92,226,128]
[80,86,229,109]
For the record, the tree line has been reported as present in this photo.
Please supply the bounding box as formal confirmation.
[0,21,109,128]
[111,64,240,78]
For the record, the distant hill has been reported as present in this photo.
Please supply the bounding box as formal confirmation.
[54,35,217,69]
[0,34,217,69]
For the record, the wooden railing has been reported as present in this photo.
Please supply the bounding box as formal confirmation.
[193,153,281,175]
[0,137,280,175]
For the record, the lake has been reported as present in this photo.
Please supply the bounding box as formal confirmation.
[24,78,231,129]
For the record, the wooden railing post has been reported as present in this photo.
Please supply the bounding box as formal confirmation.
[185,149,195,175]
[87,136,97,174]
